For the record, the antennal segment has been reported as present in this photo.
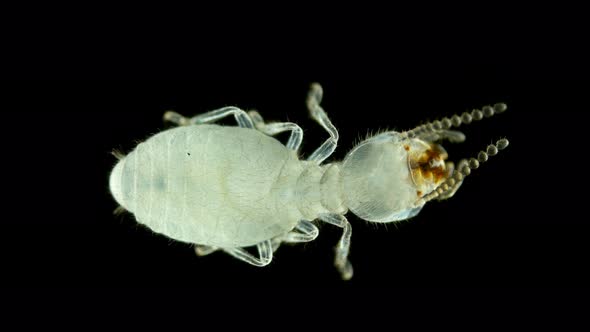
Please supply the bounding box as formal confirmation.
[421,138,509,203]
[405,103,507,141]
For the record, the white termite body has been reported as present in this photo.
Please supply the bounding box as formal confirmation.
[110,124,330,248]
[109,83,509,280]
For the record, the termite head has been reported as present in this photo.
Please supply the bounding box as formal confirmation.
[340,132,431,223]
[340,103,509,224]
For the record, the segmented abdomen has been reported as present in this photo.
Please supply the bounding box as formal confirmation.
[120,126,209,242]
[117,124,303,247]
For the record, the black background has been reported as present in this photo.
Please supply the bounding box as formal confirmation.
[1,6,589,330]
[3,77,586,290]
[1,6,588,296]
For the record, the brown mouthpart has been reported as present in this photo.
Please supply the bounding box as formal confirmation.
[409,143,450,187]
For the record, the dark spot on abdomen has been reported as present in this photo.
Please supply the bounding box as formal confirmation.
[153,175,167,191]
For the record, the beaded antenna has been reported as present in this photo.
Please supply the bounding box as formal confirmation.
[401,103,510,203]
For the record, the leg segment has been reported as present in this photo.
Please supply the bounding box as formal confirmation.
[194,245,218,257]
[283,220,319,243]
[318,213,353,280]
[248,110,266,128]
[164,106,254,129]
[271,237,283,253]
[248,110,304,150]
[222,240,273,267]
[306,83,339,164]
[163,111,191,126]
[270,220,319,253]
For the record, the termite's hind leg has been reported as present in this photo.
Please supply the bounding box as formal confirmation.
[194,244,219,257]
[164,106,255,129]
[248,110,304,151]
